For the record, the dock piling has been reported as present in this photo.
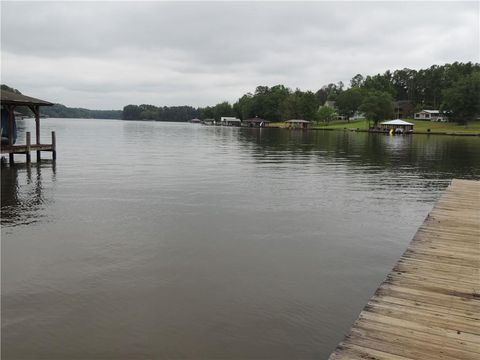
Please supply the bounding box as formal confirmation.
[26,132,31,163]
[52,131,56,161]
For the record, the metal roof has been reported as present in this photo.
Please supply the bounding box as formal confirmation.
[381,119,414,126]
[1,90,53,106]
[417,109,440,113]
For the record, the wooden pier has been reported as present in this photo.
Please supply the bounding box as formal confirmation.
[1,90,55,164]
[329,179,480,360]
[1,131,56,164]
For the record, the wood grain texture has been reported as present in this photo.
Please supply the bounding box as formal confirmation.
[329,179,480,360]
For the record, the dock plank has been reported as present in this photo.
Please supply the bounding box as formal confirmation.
[329,179,480,360]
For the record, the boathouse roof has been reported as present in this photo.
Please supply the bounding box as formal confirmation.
[1,90,53,107]
[381,119,414,126]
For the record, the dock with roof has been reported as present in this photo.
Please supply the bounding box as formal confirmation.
[1,90,56,164]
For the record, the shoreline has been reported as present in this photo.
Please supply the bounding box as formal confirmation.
[267,124,480,136]
[311,127,480,136]
[29,117,480,136]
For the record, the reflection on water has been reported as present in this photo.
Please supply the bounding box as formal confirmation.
[2,120,479,359]
[1,162,56,227]
[238,128,479,180]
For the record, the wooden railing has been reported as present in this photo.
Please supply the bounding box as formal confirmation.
[1,131,56,164]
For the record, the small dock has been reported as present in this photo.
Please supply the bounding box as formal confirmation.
[329,179,480,360]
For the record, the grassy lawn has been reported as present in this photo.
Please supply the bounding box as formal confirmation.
[271,119,369,130]
[270,120,367,129]
[308,119,480,134]
[269,122,289,128]
[312,119,369,130]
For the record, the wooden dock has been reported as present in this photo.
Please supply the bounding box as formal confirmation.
[1,131,56,164]
[329,179,480,360]
[1,90,56,165]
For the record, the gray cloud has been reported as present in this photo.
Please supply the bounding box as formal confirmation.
[1,1,478,109]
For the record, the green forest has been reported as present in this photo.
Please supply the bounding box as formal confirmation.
[123,62,480,125]
[3,62,479,124]
[40,104,122,120]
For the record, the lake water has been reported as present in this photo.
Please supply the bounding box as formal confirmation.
[2,119,479,359]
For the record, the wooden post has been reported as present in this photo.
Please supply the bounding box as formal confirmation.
[7,105,14,165]
[51,131,56,161]
[26,132,31,164]
[7,105,14,146]
[35,105,41,161]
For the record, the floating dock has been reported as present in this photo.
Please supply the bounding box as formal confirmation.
[329,179,480,360]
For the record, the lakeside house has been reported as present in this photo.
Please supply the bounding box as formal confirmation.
[320,100,346,121]
[285,119,310,129]
[380,119,414,134]
[349,111,366,121]
[414,110,448,122]
[243,117,270,128]
[220,116,241,126]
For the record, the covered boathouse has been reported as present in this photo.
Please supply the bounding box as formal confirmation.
[285,119,310,129]
[1,90,56,165]
[244,117,270,128]
[380,119,414,134]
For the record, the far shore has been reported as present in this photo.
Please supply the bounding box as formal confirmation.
[270,119,480,136]
[24,116,480,136]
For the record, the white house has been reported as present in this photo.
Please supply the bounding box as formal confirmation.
[349,111,366,121]
[220,116,241,126]
[414,110,448,122]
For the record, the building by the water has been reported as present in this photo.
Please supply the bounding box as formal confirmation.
[1,90,56,164]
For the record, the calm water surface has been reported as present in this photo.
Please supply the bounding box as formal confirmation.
[2,119,479,359]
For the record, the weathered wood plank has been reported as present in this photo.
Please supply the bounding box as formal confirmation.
[329,179,480,360]
[330,343,414,360]
[377,284,480,313]
[1,144,54,154]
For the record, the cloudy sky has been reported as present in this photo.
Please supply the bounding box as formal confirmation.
[1,1,478,110]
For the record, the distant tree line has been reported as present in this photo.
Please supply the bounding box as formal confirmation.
[125,61,476,125]
[4,62,479,124]
[197,62,479,125]
[41,104,122,119]
[332,62,480,124]
[200,85,319,123]
[122,104,201,121]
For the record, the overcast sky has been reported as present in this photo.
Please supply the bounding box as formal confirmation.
[1,1,478,110]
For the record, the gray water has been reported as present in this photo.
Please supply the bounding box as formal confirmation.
[2,119,479,359]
